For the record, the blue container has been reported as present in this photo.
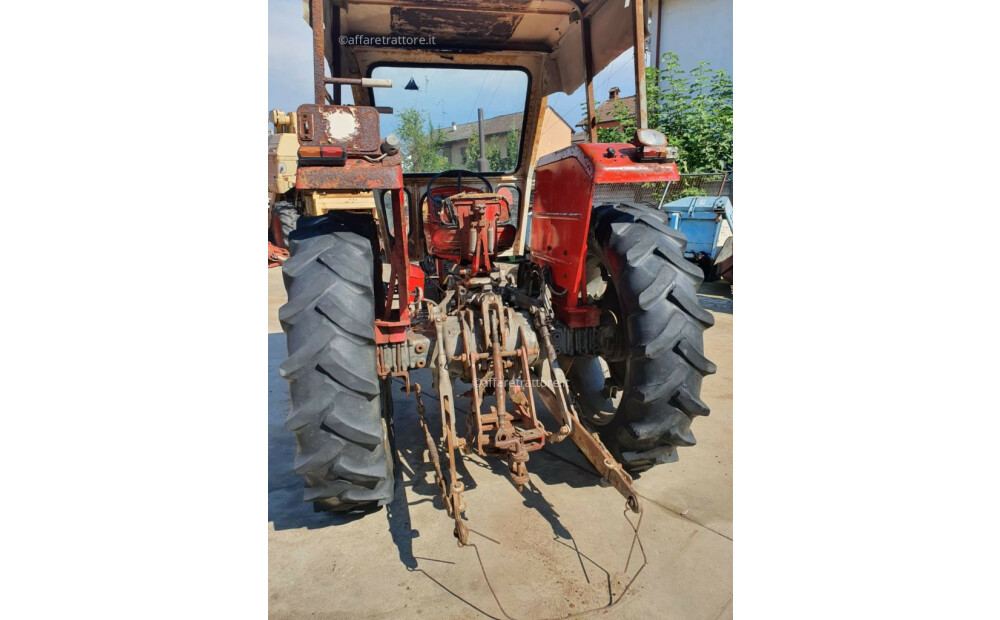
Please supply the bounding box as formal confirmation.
[660,196,733,260]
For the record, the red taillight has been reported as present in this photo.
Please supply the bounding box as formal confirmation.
[634,145,678,162]
[639,146,667,161]
[321,146,344,158]
[298,145,347,165]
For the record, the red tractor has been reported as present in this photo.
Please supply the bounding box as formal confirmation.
[279,0,716,542]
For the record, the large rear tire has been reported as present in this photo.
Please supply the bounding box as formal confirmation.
[584,203,717,473]
[278,212,394,512]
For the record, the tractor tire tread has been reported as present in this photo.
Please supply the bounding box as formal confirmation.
[588,203,717,473]
[279,212,393,512]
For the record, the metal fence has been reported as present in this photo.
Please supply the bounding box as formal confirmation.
[678,171,733,204]
[597,172,733,207]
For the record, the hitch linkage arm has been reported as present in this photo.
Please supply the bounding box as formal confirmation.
[508,290,641,514]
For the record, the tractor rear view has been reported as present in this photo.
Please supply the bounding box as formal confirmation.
[277,0,716,544]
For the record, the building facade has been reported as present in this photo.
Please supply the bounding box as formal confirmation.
[439,107,572,169]
[649,0,733,76]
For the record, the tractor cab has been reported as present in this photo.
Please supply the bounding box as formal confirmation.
[294,0,664,256]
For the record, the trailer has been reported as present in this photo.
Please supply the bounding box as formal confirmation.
[660,195,734,284]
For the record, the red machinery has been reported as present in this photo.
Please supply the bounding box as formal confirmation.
[530,142,681,327]
[277,0,717,552]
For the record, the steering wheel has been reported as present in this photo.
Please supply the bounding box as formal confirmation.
[425,169,494,209]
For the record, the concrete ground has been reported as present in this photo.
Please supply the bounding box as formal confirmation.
[269,267,733,619]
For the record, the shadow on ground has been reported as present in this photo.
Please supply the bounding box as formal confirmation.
[698,280,733,314]
[382,378,619,617]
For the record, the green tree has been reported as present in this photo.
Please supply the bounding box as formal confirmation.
[596,100,635,143]
[397,107,449,173]
[651,52,732,173]
[463,132,480,170]
[492,124,521,172]
[589,53,733,173]
[463,123,520,172]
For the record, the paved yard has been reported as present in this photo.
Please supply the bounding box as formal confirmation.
[269,267,733,619]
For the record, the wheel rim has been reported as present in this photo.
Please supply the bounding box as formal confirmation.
[567,250,625,426]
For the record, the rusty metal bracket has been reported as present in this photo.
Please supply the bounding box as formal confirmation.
[529,299,641,513]
[413,383,468,544]
[429,308,469,543]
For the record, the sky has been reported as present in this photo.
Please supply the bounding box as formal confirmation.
[268,0,637,132]
[369,66,529,137]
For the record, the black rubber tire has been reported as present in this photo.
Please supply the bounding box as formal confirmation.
[273,201,300,249]
[278,211,394,512]
[586,203,718,473]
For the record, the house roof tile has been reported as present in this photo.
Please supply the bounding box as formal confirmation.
[439,111,523,144]
[577,94,636,127]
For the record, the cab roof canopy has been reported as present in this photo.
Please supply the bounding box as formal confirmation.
[305,0,650,96]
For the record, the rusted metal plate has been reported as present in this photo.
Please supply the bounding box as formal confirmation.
[320,0,647,96]
[296,157,403,190]
[390,6,524,42]
[310,0,325,105]
[385,0,538,9]
[295,104,382,153]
